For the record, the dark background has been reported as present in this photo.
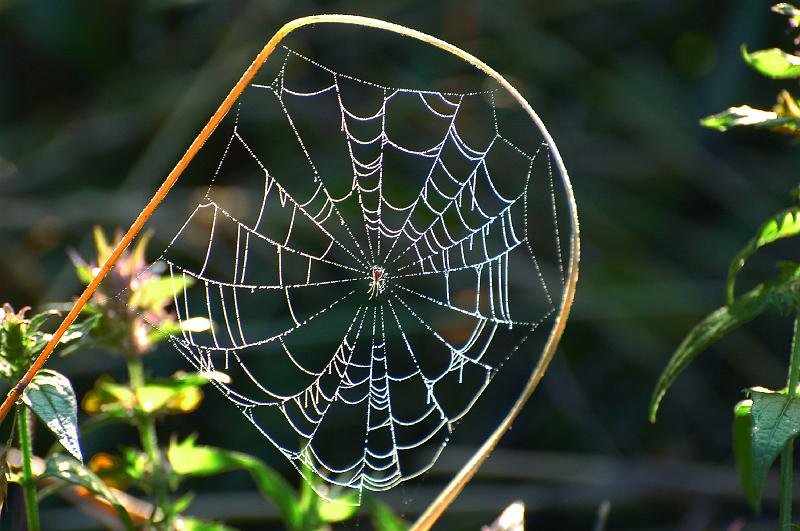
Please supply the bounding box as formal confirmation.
[1,0,798,529]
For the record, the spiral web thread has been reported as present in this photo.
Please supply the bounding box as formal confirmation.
[139,46,565,501]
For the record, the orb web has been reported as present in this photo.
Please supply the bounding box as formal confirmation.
[130,43,569,502]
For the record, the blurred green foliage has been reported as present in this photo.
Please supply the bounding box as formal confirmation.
[652,3,800,527]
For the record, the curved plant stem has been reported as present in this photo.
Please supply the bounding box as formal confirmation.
[18,405,40,531]
[780,316,800,530]
[127,359,172,527]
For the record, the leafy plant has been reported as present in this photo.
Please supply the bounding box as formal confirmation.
[651,4,800,528]
[0,228,409,530]
[0,303,98,530]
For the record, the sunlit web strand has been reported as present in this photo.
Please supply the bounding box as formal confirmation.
[120,44,566,501]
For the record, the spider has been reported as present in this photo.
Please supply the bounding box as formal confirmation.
[368,266,386,299]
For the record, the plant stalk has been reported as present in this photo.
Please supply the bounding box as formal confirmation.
[127,359,172,527]
[780,316,800,529]
[18,405,40,531]
[782,444,795,530]
[789,317,800,398]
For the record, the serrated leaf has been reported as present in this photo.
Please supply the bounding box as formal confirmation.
[167,435,301,529]
[700,105,800,132]
[22,370,81,462]
[742,45,800,78]
[649,283,784,422]
[728,207,800,303]
[749,390,800,505]
[42,453,134,530]
[43,453,113,500]
[733,399,760,511]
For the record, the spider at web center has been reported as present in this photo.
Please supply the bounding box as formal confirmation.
[367,265,387,299]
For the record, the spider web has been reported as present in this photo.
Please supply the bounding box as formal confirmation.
[135,46,568,501]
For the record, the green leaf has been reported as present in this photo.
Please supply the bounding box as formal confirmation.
[297,458,358,524]
[172,492,194,514]
[167,435,301,529]
[115,447,149,484]
[180,517,238,531]
[92,226,113,265]
[700,105,800,132]
[62,314,100,343]
[742,45,800,78]
[22,369,82,462]
[129,232,153,272]
[43,453,113,500]
[129,276,192,311]
[297,469,321,531]
[74,264,95,285]
[82,377,136,418]
[42,453,134,530]
[26,310,60,335]
[180,317,212,332]
[27,314,100,360]
[134,384,201,414]
[82,372,223,419]
[318,496,359,523]
[147,317,211,344]
[728,207,800,303]
[134,371,228,414]
[649,278,796,422]
[172,371,230,386]
[773,3,800,17]
[774,3,800,31]
[87,449,148,488]
[366,496,409,531]
[749,389,800,505]
[733,399,760,511]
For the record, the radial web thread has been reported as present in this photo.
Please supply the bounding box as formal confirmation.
[135,47,567,501]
